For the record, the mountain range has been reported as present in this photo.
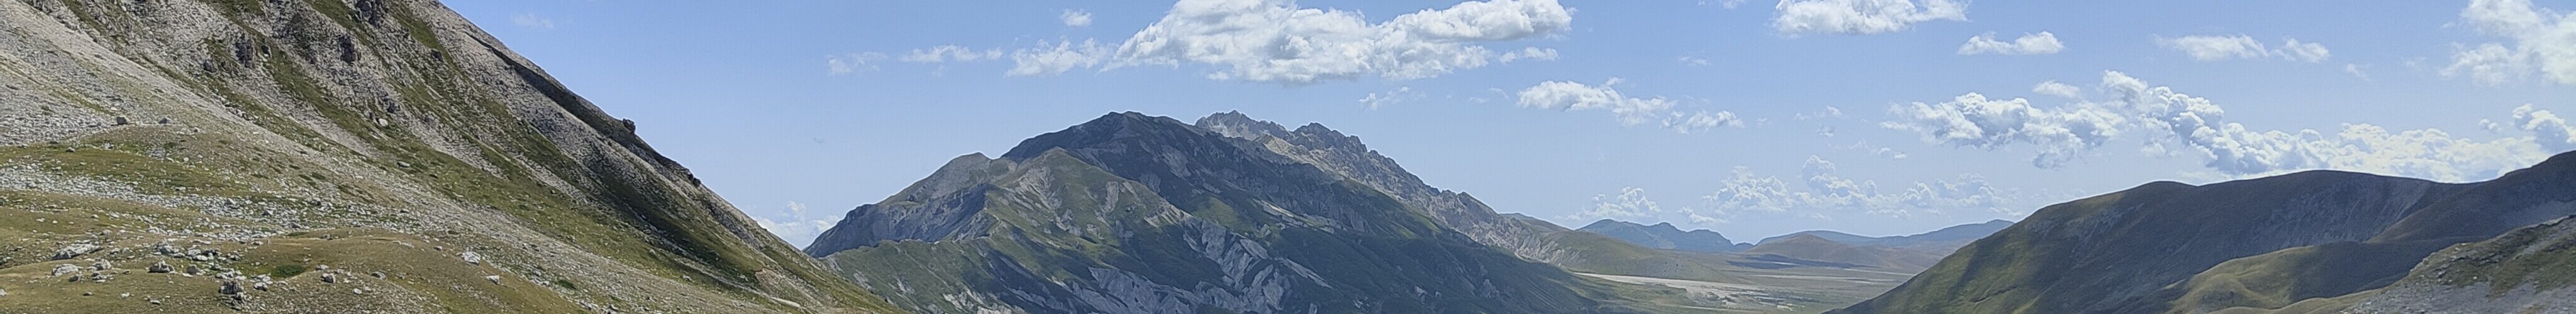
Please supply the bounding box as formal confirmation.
[1577,220,1755,253]
[1834,151,2576,314]
[1575,219,2014,273]
[9,1,2576,313]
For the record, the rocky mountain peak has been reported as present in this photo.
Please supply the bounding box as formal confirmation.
[999,111,1211,160]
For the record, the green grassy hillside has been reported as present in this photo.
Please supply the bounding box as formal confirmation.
[0,0,897,311]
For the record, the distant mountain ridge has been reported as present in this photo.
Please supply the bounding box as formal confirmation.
[1743,234,1948,271]
[1577,220,1752,252]
[1835,151,2576,314]
[1756,219,2014,251]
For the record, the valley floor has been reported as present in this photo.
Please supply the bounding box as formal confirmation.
[1580,263,1914,314]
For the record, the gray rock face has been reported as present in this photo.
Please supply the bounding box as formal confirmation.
[1194,111,1577,261]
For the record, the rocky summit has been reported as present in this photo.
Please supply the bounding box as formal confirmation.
[803,112,1725,313]
[0,0,895,312]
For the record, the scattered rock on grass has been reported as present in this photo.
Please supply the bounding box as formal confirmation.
[52,244,100,260]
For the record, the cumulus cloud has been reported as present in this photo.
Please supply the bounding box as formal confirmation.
[2444,0,2576,85]
[2031,80,2082,99]
[1061,9,1094,27]
[1006,40,1112,76]
[1694,156,2048,221]
[1108,0,1574,84]
[753,202,843,247]
[1772,0,1968,36]
[826,52,888,75]
[2504,104,2576,151]
[1958,31,2065,55]
[901,45,1005,63]
[1515,78,1743,134]
[1570,187,1667,220]
[1884,71,2564,181]
[863,0,1568,84]
[1880,92,2126,168]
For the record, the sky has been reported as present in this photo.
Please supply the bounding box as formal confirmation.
[441,0,2576,247]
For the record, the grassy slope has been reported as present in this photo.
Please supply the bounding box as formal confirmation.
[2157,241,2448,313]
[0,0,894,311]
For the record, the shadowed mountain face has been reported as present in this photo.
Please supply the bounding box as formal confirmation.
[0,0,896,312]
[1835,151,2576,314]
[804,112,1705,313]
[1578,220,1752,253]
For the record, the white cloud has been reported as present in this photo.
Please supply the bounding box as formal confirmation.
[1006,40,1111,77]
[901,45,1005,63]
[1880,92,2126,168]
[1499,47,1562,63]
[826,52,888,75]
[1677,56,1713,66]
[1796,106,1847,120]
[2345,63,2373,80]
[2157,35,2266,60]
[877,0,1568,83]
[1695,156,2048,220]
[2031,80,2082,99]
[2155,35,2331,62]
[1062,9,1094,27]
[1358,86,1421,109]
[1515,78,1743,134]
[753,202,843,247]
[1105,0,1574,84]
[1569,187,1666,220]
[1832,140,1911,160]
[1772,0,1968,36]
[2509,104,2576,151]
[2445,0,2576,85]
[1958,31,2065,55]
[2277,38,2332,62]
[511,14,555,30]
[1884,71,2562,181]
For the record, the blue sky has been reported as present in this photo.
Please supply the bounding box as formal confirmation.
[443,0,2576,246]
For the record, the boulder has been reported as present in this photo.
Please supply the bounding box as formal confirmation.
[50,243,99,260]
